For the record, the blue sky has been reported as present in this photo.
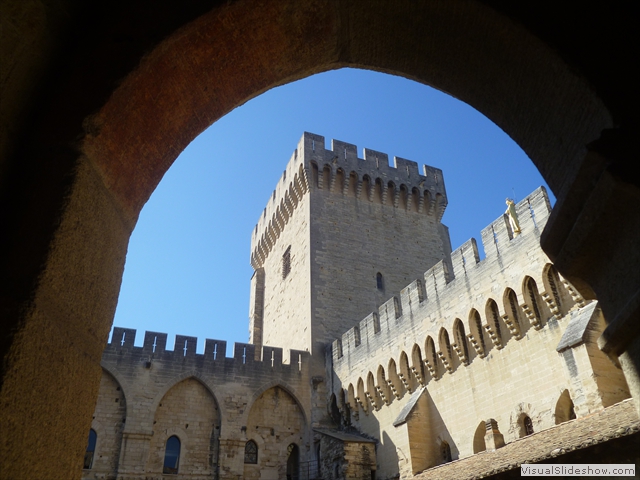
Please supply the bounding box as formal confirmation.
[111,68,554,352]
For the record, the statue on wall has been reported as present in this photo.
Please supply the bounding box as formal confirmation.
[505,198,521,235]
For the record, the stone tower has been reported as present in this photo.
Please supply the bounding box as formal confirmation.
[249,132,452,359]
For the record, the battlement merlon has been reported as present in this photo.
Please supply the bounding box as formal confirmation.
[302,132,447,205]
[106,327,310,368]
[250,132,448,268]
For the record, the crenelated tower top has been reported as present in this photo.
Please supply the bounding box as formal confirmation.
[249,132,452,359]
[250,132,448,270]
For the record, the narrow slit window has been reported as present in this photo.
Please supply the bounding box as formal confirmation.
[282,246,291,279]
[376,272,384,291]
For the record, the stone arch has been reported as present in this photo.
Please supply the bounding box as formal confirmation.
[387,181,397,207]
[485,298,505,348]
[468,308,487,357]
[452,318,470,366]
[542,263,573,316]
[399,184,409,210]
[247,381,309,428]
[522,275,545,330]
[434,193,445,219]
[508,403,538,439]
[245,385,306,479]
[554,389,577,424]
[376,365,390,405]
[423,190,433,215]
[438,327,454,373]
[322,164,332,190]
[398,350,414,393]
[519,414,534,437]
[286,443,301,479]
[148,372,221,429]
[334,167,346,194]
[347,170,359,197]
[373,177,384,204]
[472,421,487,454]
[361,174,372,201]
[98,364,130,421]
[502,287,523,338]
[88,369,126,475]
[440,440,452,464]
[387,358,403,400]
[148,377,219,477]
[411,187,421,212]
[3,2,637,475]
[366,371,380,410]
[347,383,356,411]
[411,344,425,386]
[357,377,367,413]
[310,161,319,189]
[424,336,439,380]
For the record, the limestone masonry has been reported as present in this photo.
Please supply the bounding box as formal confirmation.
[83,133,633,480]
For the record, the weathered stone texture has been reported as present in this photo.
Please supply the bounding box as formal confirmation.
[83,328,311,479]
[331,185,631,478]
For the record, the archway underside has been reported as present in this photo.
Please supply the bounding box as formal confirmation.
[1,1,638,478]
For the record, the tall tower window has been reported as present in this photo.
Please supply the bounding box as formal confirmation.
[376,272,384,291]
[282,246,291,279]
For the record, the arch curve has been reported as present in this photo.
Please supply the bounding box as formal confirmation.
[2,2,634,475]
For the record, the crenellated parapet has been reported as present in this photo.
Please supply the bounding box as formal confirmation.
[250,137,311,269]
[250,132,448,268]
[331,187,584,401]
[304,132,447,218]
[106,327,310,374]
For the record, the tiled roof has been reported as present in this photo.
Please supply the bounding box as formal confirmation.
[415,399,639,480]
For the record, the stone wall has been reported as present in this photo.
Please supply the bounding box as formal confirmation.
[330,187,630,478]
[305,133,451,350]
[252,132,451,357]
[84,371,126,478]
[82,329,311,480]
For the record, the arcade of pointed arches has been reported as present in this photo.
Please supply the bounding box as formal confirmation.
[310,161,447,219]
[341,264,581,423]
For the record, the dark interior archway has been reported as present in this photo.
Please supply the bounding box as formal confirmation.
[1,1,637,478]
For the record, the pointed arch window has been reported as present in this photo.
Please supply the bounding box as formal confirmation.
[163,436,181,474]
[547,266,562,308]
[244,440,258,464]
[526,278,542,321]
[83,429,97,469]
[507,289,521,328]
[376,272,384,291]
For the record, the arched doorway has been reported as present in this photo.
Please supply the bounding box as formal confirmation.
[286,443,300,480]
